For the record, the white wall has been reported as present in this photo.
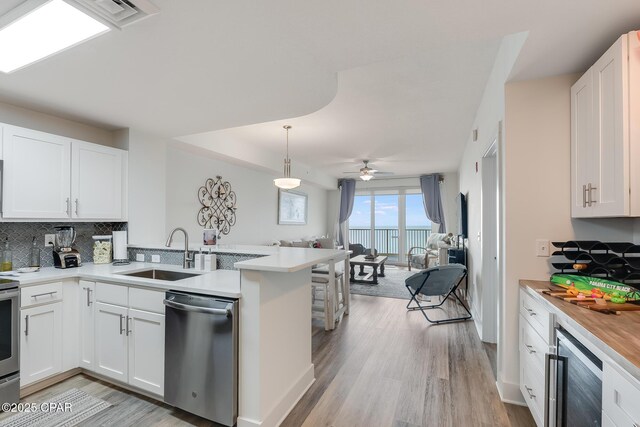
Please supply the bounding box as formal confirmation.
[164,143,328,245]
[502,74,637,399]
[0,100,115,147]
[458,34,527,391]
[127,129,168,246]
[126,130,329,247]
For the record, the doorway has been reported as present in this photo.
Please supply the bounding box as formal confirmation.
[480,136,499,343]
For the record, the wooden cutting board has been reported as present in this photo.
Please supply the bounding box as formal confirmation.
[542,289,640,314]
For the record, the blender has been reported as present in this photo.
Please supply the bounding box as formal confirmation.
[53,226,81,268]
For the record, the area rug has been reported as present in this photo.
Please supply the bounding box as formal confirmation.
[0,388,111,427]
[349,266,418,300]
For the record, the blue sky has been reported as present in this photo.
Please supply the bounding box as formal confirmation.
[349,194,431,228]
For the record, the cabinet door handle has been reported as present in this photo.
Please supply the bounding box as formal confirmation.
[24,315,29,336]
[75,199,79,216]
[84,287,93,307]
[582,185,587,208]
[66,197,71,216]
[525,344,536,354]
[119,314,125,335]
[588,183,597,206]
[525,385,536,399]
[31,291,57,299]
[126,316,131,336]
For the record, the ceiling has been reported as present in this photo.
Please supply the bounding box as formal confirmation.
[0,0,639,179]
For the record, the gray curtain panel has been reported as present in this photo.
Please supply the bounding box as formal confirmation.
[420,174,446,233]
[338,179,356,245]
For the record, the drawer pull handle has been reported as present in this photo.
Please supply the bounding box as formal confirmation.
[31,291,57,298]
[525,386,536,399]
[525,307,537,316]
[525,344,536,354]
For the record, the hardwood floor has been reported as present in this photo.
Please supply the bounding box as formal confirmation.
[282,295,536,427]
[1,295,535,427]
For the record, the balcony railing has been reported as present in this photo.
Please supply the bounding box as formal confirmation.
[348,228,432,261]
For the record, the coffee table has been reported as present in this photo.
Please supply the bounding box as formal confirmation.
[349,255,388,285]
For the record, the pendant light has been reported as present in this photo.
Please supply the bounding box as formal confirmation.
[274,125,301,189]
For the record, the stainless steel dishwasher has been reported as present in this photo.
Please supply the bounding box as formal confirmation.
[163,291,238,426]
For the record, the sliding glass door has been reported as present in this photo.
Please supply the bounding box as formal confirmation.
[348,189,431,264]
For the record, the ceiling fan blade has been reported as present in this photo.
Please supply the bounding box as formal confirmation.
[373,172,394,175]
[342,171,361,174]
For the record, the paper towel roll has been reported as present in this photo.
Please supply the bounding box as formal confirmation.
[112,231,128,261]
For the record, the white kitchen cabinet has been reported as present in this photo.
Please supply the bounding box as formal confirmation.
[0,123,128,221]
[571,31,640,218]
[93,284,165,395]
[128,309,165,395]
[94,301,129,383]
[519,289,552,427]
[603,362,640,426]
[71,141,127,220]
[20,302,63,386]
[79,281,95,370]
[2,125,71,219]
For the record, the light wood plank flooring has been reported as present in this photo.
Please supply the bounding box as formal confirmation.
[1,295,534,427]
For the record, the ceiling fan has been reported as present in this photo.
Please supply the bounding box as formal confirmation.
[343,160,393,181]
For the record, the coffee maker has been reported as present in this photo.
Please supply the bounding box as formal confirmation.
[53,226,81,269]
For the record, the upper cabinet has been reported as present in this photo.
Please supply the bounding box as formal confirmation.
[571,31,640,218]
[1,124,128,221]
[71,141,127,220]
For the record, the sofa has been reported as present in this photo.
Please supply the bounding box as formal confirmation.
[408,233,454,271]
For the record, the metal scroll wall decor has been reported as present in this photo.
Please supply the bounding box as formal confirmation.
[197,176,237,235]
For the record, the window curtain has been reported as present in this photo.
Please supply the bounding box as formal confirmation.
[337,179,356,246]
[420,174,446,233]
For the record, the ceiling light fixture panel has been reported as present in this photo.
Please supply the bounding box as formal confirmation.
[0,0,110,73]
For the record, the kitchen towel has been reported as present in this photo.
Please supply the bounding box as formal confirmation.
[112,230,128,261]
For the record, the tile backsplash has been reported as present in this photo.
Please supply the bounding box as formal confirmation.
[127,247,265,270]
[0,222,127,268]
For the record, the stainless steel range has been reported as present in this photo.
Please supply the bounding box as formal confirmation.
[0,279,19,406]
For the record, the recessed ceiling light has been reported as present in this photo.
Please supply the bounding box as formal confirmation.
[0,0,110,73]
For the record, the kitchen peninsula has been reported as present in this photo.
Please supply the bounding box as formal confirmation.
[13,245,349,427]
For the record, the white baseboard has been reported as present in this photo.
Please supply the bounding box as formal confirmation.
[471,304,483,341]
[237,364,315,427]
[496,379,526,406]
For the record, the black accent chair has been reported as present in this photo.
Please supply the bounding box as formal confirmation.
[404,264,472,324]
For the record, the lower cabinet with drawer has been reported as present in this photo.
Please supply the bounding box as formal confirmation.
[93,282,165,396]
[519,288,552,427]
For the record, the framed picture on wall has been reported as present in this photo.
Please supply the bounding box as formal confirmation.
[278,190,308,225]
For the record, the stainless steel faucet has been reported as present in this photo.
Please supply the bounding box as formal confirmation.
[166,227,193,269]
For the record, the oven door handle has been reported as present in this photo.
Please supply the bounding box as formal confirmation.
[0,288,19,299]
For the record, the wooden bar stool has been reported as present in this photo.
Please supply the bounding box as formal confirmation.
[312,261,349,331]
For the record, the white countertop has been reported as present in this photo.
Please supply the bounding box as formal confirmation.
[8,263,242,298]
[233,246,349,272]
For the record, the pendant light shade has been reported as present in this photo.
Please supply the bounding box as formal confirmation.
[274,125,301,189]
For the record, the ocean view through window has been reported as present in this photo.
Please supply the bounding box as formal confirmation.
[348,190,431,263]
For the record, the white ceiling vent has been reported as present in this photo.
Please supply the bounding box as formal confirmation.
[66,0,159,28]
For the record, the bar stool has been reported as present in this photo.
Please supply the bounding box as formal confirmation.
[312,264,349,331]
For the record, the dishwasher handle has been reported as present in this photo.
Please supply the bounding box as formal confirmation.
[164,297,232,317]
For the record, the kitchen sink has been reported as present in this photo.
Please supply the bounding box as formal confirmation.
[121,269,200,281]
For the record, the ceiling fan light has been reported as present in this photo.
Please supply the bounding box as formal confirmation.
[360,174,374,181]
[274,177,301,189]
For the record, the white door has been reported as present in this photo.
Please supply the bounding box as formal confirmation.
[590,35,629,216]
[2,125,71,219]
[571,69,594,218]
[71,141,125,220]
[128,309,165,396]
[79,281,95,370]
[20,302,63,386]
[94,302,128,382]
